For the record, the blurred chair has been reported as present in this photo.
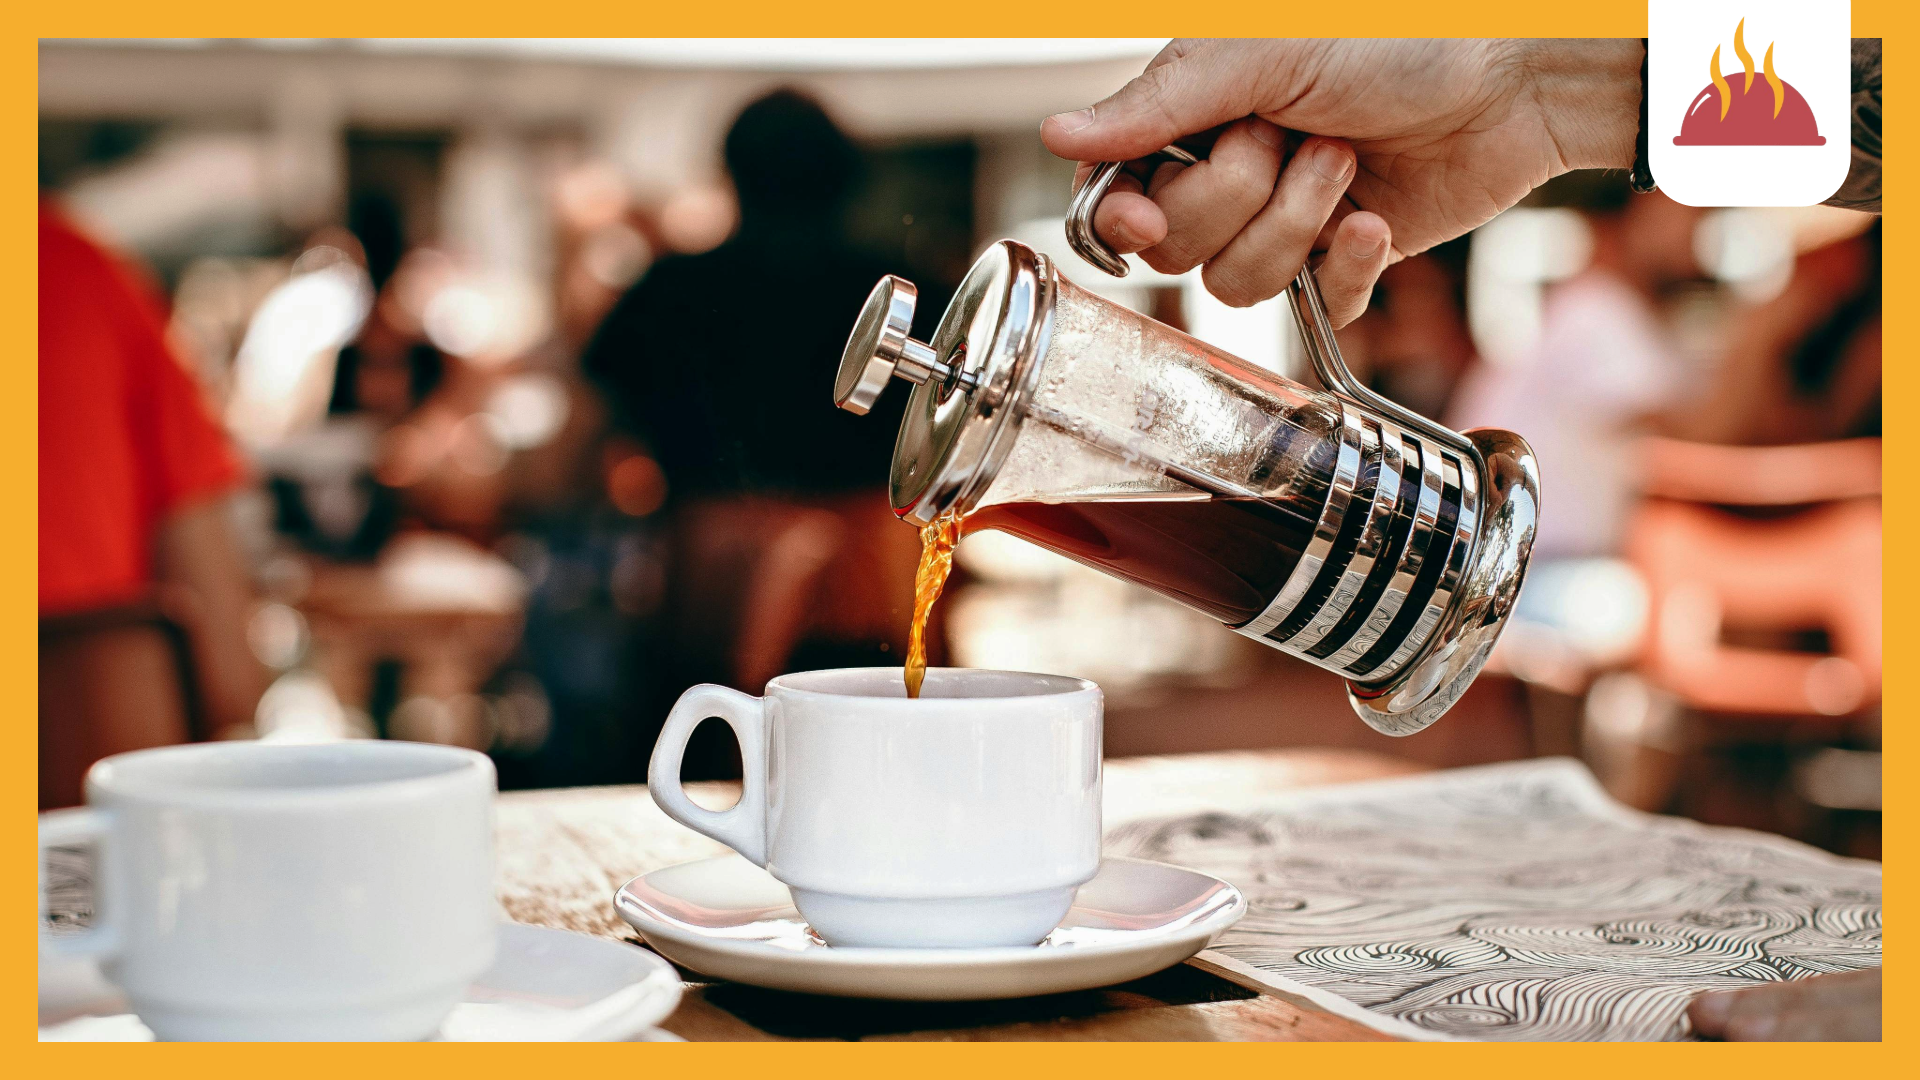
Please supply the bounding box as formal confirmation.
[804,492,925,671]
[669,498,845,693]
[39,604,199,810]
[1590,436,1881,813]
[1628,436,1881,717]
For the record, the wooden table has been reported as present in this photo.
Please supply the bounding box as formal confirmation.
[496,747,1424,1041]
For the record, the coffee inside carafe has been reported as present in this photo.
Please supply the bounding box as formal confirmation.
[969,426,1465,677]
[969,495,1312,626]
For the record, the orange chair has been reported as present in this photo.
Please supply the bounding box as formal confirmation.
[1626,436,1881,718]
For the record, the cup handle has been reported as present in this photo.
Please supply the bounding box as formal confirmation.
[38,808,122,959]
[648,684,768,866]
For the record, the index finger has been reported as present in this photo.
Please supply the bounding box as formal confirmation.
[1042,47,1250,165]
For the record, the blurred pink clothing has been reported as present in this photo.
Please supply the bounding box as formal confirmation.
[1449,271,1680,558]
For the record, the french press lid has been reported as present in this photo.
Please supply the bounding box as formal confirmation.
[835,240,1053,526]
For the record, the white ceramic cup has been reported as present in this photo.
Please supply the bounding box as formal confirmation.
[649,667,1103,949]
[36,740,498,1041]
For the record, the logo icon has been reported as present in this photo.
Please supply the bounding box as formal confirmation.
[1673,19,1824,147]
[1648,0,1849,206]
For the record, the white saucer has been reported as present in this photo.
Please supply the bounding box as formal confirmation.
[39,922,682,1042]
[614,855,1244,1001]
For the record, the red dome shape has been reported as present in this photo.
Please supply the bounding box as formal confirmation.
[1674,76,1825,146]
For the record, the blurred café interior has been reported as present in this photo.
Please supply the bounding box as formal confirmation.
[39,39,1880,856]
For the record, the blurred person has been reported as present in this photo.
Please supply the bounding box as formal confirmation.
[1685,223,1881,446]
[1450,190,1702,560]
[582,89,932,498]
[581,90,943,775]
[1041,39,1881,323]
[1341,240,1475,419]
[331,335,444,424]
[39,201,267,807]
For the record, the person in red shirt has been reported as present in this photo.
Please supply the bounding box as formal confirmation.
[40,202,265,806]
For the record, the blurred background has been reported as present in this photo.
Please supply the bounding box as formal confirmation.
[39,39,1880,857]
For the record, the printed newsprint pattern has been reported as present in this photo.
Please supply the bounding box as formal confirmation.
[1105,758,1881,1041]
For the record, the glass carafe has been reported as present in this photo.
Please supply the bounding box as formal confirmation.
[834,161,1538,735]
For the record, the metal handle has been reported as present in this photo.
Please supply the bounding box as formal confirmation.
[1281,266,1484,472]
[1064,145,1199,277]
[1064,143,1483,472]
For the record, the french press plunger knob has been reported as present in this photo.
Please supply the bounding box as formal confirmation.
[835,276,976,415]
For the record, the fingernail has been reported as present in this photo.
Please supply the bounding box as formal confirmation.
[1109,218,1141,248]
[1250,121,1284,150]
[1349,230,1386,259]
[1313,143,1351,183]
[1047,108,1096,134]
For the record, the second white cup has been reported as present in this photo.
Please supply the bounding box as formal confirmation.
[37,741,497,1041]
[648,667,1103,948]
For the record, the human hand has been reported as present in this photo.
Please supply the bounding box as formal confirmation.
[1688,969,1881,1041]
[1041,39,1642,323]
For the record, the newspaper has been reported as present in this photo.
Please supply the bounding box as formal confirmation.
[1105,758,1882,1041]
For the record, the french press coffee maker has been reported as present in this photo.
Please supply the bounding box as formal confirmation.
[833,147,1539,736]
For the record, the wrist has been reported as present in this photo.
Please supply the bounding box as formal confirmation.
[1517,38,1643,172]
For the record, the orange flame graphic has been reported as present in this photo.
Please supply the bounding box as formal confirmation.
[1709,19,1787,121]
[1710,46,1731,120]
[1733,18,1756,92]
[1764,43,1785,118]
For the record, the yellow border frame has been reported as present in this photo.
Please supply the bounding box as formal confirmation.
[18,2,1905,1070]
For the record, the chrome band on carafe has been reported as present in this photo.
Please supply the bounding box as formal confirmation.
[1323,422,1435,672]
[1273,416,1405,653]
[1233,405,1363,640]
[1229,416,1453,683]
[1360,451,1481,681]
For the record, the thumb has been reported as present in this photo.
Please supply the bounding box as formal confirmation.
[1041,46,1262,163]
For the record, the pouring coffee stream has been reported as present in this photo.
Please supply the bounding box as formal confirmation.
[903,511,961,698]
[845,146,1539,732]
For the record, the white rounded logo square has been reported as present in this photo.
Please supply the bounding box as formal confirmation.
[1649,0,1852,206]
